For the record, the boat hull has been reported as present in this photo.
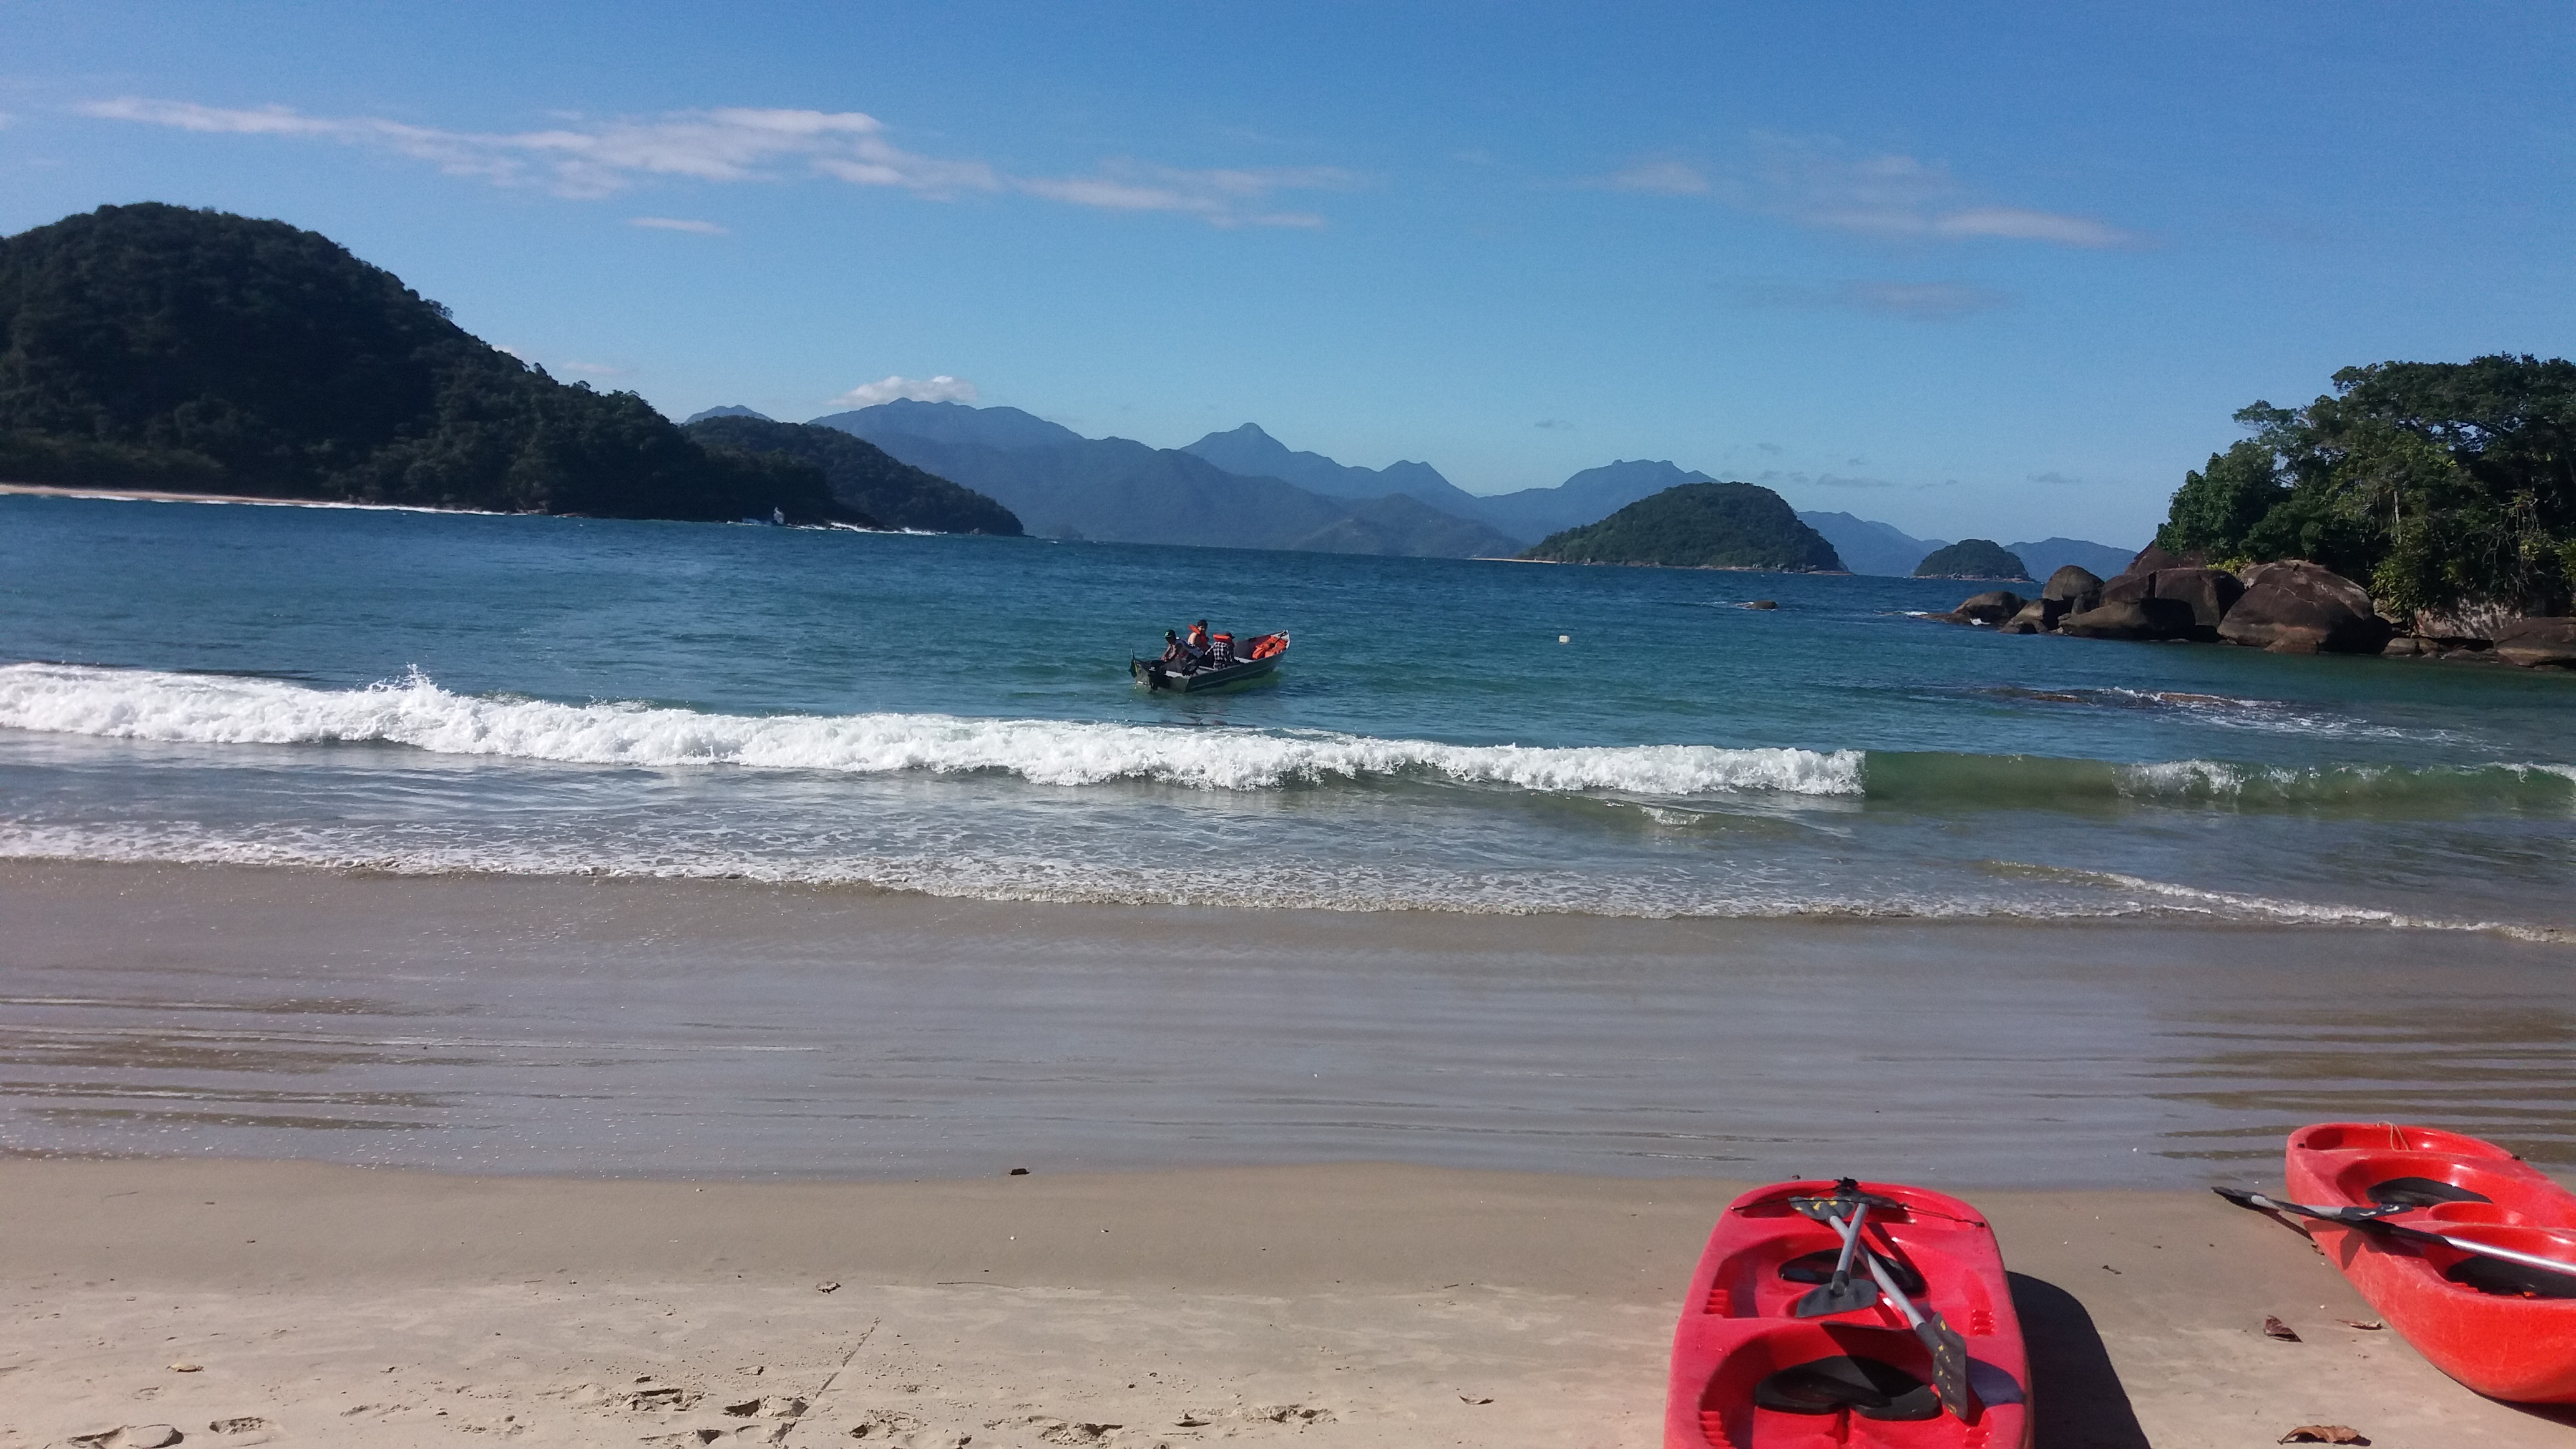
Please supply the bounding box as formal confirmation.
[1664,1179,2032,1449]
[2285,1123,2576,1402]
[1129,656,1279,693]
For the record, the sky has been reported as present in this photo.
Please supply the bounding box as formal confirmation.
[2,2,2570,545]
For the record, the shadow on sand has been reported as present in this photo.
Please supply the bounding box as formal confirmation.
[2009,1272,2149,1449]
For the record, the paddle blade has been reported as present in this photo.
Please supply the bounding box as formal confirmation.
[1792,1274,1880,1317]
[1918,1310,1978,1422]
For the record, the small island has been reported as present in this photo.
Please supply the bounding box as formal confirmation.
[1521,481,1845,572]
[1914,539,2032,580]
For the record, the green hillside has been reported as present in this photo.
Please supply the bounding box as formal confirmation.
[0,203,852,524]
[686,416,1020,535]
[2154,355,2575,617]
[1521,482,1845,571]
[1913,539,2031,579]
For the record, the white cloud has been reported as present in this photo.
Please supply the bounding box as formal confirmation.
[630,216,728,235]
[1612,132,2134,250]
[78,98,997,200]
[1017,160,1353,228]
[81,97,1350,227]
[1601,159,1711,195]
[1930,207,2130,248]
[832,374,979,408]
[1744,133,2136,248]
[1736,278,2013,321]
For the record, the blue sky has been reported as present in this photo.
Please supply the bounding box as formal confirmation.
[4,2,2570,544]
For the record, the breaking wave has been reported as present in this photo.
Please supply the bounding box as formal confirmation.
[0,663,1862,796]
[4,664,2569,815]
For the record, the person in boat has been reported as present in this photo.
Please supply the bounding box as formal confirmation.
[1185,621,1211,661]
[1157,630,1194,671]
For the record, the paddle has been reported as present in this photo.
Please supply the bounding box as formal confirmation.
[1787,1181,1978,1421]
[1793,1199,1880,1316]
[2215,1186,2576,1287]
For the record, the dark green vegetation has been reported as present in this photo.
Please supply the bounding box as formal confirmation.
[0,204,861,523]
[685,416,1020,535]
[2156,356,2576,617]
[1522,482,1845,571]
[1913,539,2031,580]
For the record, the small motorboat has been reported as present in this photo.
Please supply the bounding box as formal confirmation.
[1131,631,1289,693]
[2271,1123,2576,1402]
[1664,1178,2031,1448]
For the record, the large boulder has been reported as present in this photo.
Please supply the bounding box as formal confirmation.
[2000,597,2072,633]
[2124,543,2202,575]
[2492,618,2576,668]
[1999,601,2054,633]
[2099,570,2156,606]
[2040,565,2104,613]
[2149,567,2245,637]
[1940,589,2026,625]
[2059,597,2197,641]
[2092,566,2242,640]
[2215,561,2394,655]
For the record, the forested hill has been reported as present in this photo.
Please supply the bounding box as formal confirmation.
[685,416,1020,535]
[1523,482,1846,571]
[2155,354,2575,620]
[0,203,857,524]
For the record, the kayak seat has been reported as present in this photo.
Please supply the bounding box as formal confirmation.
[2444,1255,2576,1299]
[2369,1175,2493,1209]
[1775,1248,1925,1297]
[1750,1355,1939,1420]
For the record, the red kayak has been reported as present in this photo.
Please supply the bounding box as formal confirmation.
[2283,1123,2576,1402]
[1664,1179,2032,1448]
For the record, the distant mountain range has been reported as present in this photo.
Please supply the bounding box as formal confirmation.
[1797,510,2134,582]
[812,402,1758,559]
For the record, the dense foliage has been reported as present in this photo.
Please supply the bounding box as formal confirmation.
[685,416,1020,535]
[1913,539,2030,580]
[0,203,854,523]
[1522,482,1845,571]
[2154,356,2576,617]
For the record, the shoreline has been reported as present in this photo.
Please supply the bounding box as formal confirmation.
[0,480,499,513]
[4,858,2570,1188]
[3,1158,2567,1447]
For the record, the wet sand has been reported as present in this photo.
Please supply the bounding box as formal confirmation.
[2,861,2570,1183]
[5,860,2575,1445]
[4,1158,2572,1448]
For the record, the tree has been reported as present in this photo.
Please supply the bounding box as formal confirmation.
[2148,356,2576,617]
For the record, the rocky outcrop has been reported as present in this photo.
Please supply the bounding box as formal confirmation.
[2215,561,2394,655]
[2122,544,2203,575]
[2099,565,2245,641]
[1999,601,2054,633]
[2059,597,2197,641]
[1933,589,2026,625]
[2041,565,2103,613]
[2492,618,2576,668]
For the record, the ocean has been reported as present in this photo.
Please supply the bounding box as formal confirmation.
[4,492,2574,1181]
[2,492,2569,937]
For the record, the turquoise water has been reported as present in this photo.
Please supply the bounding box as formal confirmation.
[3,492,2572,934]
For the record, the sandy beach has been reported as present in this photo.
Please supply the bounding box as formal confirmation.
[4,1158,2573,1448]
[3,861,2574,1444]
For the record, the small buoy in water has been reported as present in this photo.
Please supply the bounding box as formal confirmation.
[1558,634,1570,643]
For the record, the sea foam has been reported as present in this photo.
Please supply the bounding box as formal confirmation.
[0,663,1865,796]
